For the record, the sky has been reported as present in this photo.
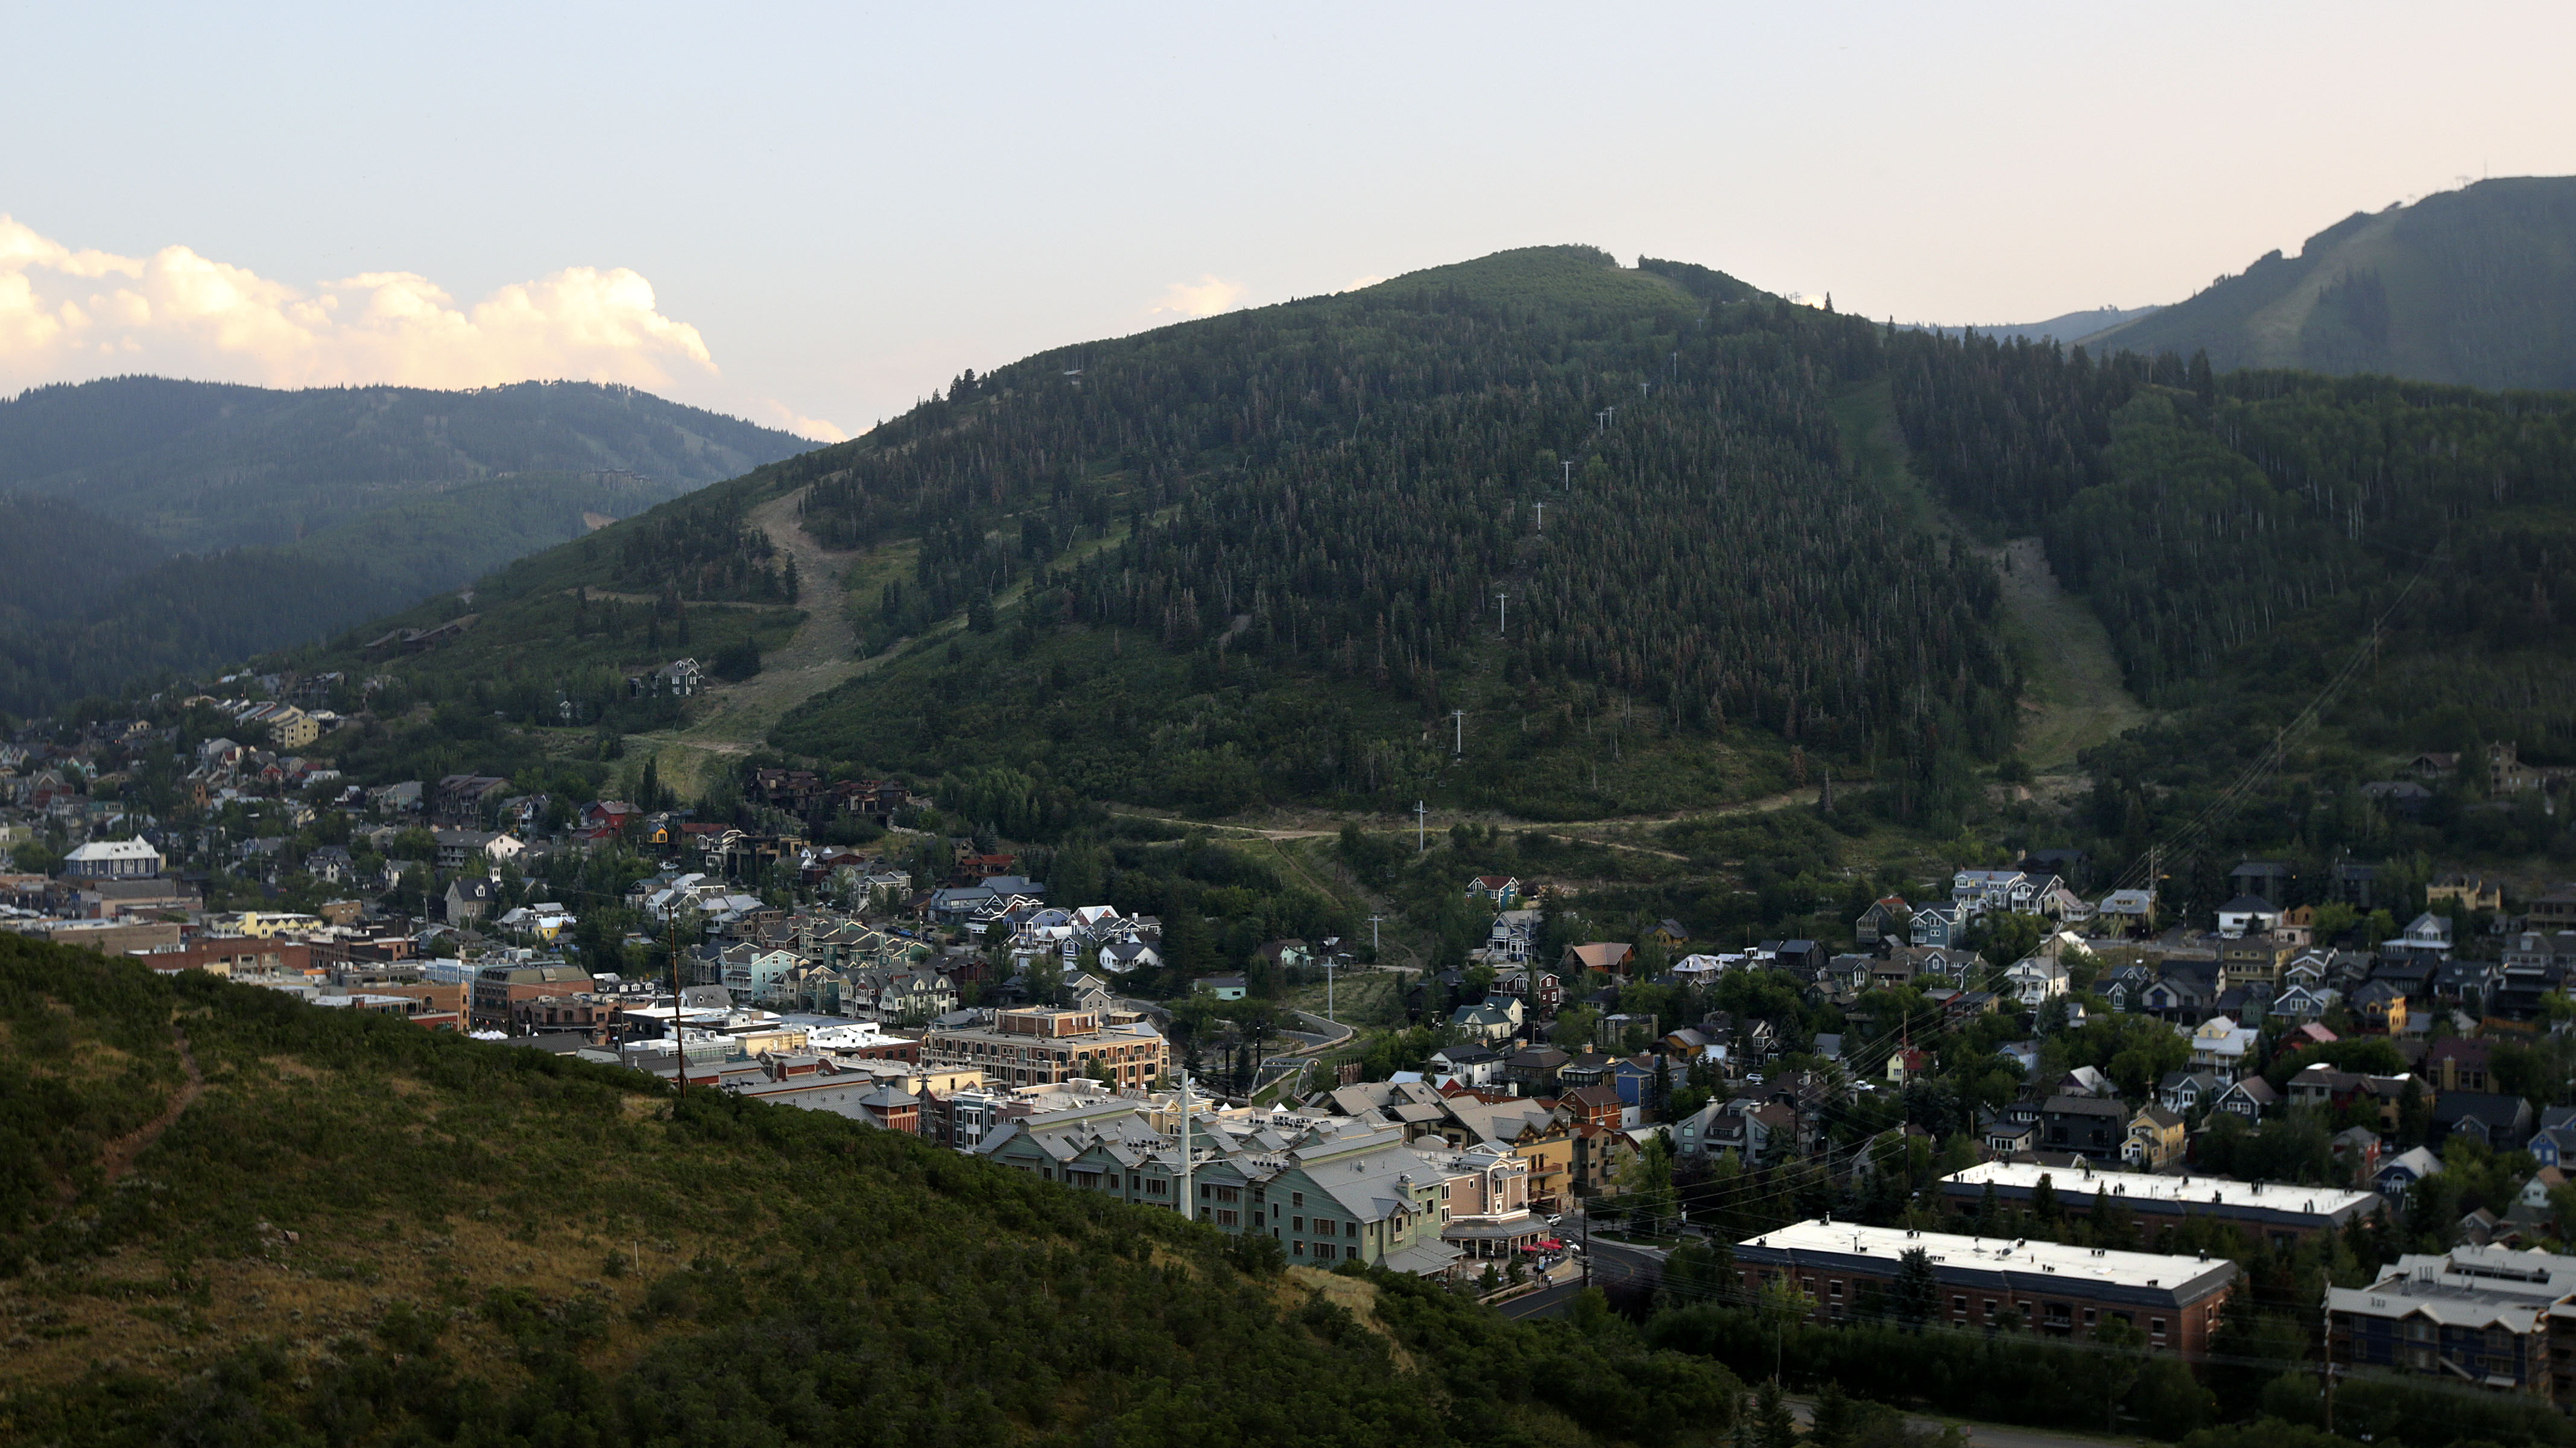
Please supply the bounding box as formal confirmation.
[5,2,2572,442]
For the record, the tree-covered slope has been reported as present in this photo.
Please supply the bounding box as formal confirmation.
[764,246,2016,824]
[2085,176,2576,391]
[0,934,1737,1447]
[0,378,818,715]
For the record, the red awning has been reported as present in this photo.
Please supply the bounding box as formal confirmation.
[1537,1237,1565,1249]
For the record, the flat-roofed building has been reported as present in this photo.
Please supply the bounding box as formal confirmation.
[1733,1220,2236,1354]
[2328,1245,2576,1398]
[1938,1161,2382,1249]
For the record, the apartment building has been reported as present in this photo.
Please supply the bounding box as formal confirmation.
[922,1007,1168,1088]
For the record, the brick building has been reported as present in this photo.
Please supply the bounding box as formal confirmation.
[1939,1161,2382,1248]
[469,964,598,1030]
[921,1007,1168,1088]
[1733,1221,2236,1355]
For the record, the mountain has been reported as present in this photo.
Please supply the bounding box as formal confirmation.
[0,935,1738,1447]
[2083,176,2576,390]
[0,378,815,714]
[1916,305,2159,346]
[282,246,2021,831]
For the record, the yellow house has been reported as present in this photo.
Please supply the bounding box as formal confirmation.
[236,911,321,938]
[268,708,320,751]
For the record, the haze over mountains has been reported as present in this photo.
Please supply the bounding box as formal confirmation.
[0,378,813,713]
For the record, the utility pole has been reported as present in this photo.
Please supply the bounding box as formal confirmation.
[663,903,685,1098]
[1179,1069,1194,1221]
[1369,914,1384,954]
[1414,801,1428,851]
[1533,501,1545,532]
[1495,591,1508,638]
[1451,710,1465,758]
[1560,460,1574,489]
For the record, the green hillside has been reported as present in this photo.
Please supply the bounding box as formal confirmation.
[279,246,2019,831]
[0,378,817,715]
[0,934,1738,1447]
[2084,176,2576,390]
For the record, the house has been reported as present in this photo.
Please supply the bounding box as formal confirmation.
[628,658,704,698]
[1428,1045,1504,1088]
[2157,1070,2221,1115]
[2216,895,2280,938]
[1447,999,1520,1044]
[2375,1146,2444,1201]
[2426,1037,2493,1093]
[1854,896,1910,946]
[2096,889,2159,936]
[444,876,496,923]
[2140,963,2220,1023]
[2003,956,2069,1006]
[2427,875,2504,913]
[1886,1047,1931,1085]
[2385,910,2457,959]
[1194,974,1249,1002]
[2125,1106,2187,1170]
[1560,942,1635,977]
[433,829,525,873]
[2210,1076,2279,1120]
[1910,902,1964,948]
[2188,1015,2259,1078]
[2349,980,2410,1035]
[1466,874,1524,907]
[2329,1126,2383,1187]
[2039,1094,2128,1161]
[2433,1091,2534,1152]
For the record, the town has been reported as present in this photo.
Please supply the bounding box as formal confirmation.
[10,687,2576,1431]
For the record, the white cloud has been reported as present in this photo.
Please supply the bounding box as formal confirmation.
[1149,274,1249,318]
[0,215,846,440]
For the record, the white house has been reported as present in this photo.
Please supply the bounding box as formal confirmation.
[2216,895,2280,938]
[2188,1015,2259,1079]
[2002,956,2069,1006]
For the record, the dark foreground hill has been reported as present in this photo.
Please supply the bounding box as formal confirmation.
[0,935,1737,1447]
[2086,176,2576,391]
[0,378,815,715]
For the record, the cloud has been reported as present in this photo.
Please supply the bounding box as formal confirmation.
[0,215,844,440]
[1150,274,1249,318]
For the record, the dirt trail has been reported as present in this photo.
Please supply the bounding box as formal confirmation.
[635,487,879,790]
[56,1026,204,1210]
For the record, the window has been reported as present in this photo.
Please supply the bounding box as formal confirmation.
[1292,1217,1305,1232]
[1292,1192,1305,1207]
[1952,1296,1969,1317]
[1828,1280,1844,1299]
[1315,1243,1337,1261]
[1292,1240,1305,1256]
[2151,1318,2168,1341]
[1215,1210,1239,1228]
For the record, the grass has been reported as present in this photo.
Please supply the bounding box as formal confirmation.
[1831,378,2147,777]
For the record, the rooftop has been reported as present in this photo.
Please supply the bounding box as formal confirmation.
[1940,1161,2381,1222]
[1737,1219,2236,1298]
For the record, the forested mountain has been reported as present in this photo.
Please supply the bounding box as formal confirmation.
[0,378,815,715]
[1889,328,2576,873]
[0,376,809,548]
[2084,176,2576,390]
[767,247,2014,824]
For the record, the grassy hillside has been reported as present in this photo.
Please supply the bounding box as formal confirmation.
[2087,176,2576,390]
[0,378,817,716]
[0,934,1738,1447]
